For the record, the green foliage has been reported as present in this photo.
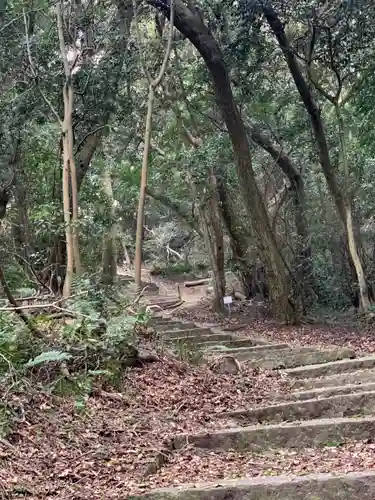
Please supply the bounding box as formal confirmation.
[159,262,193,277]
[25,350,73,368]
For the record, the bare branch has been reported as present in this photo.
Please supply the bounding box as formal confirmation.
[23,9,62,125]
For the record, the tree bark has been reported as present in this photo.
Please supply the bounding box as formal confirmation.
[56,2,77,298]
[215,168,256,297]
[146,0,298,323]
[208,170,226,311]
[335,103,369,310]
[198,200,225,312]
[46,0,134,288]
[134,85,154,289]
[101,167,118,285]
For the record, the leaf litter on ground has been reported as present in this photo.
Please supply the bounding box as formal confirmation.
[0,354,291,499]
[3,300,375,498]
[147,441,375,489]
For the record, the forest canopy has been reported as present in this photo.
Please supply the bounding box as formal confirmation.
[1,0,375,324]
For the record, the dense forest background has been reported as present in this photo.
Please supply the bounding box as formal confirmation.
[1,0,375,351]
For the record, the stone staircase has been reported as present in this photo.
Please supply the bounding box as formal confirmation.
[131,315,375,499]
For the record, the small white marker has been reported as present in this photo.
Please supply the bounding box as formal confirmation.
[223,295,233,317]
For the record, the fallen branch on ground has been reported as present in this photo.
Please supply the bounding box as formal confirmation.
[234,291,246,301]
[184,278,210,287]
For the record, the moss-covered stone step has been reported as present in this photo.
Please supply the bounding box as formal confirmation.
[173,416,375,452]
[206,343,290,354]
[241,348,355,370]
[287,382,375,401]
[220,390,375,424]
[285,356,375,380]
[130,472,375,500]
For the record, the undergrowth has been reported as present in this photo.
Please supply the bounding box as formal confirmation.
[0,275,153,437]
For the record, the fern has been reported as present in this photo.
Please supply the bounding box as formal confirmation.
[25,350,72,368]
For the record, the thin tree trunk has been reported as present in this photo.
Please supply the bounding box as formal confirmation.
[67,85,82,274]
[209,171,225,310]
[198,201,225,312]
[61,132,74,298]
[134,85,154,289]
[335,103,369,311]
[133,0,175,291]
[57,2,81,278]
[56,2,77,298]
[102,167,118,285]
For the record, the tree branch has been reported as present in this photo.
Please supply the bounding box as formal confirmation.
[146,186,202,236]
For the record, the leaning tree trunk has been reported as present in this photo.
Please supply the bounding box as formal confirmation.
[146,0,298,323]
[262,2,369,312]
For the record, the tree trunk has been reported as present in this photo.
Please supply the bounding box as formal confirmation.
[101,167,117,285]
[263,3,369,312]
[209,170,226,310]
[247,122,314,310]
[146,0,298,323]
[61,132,74,298]
[134,0,175,291]
[198,198,225,312]
[67,84,82,275]
[335,103,369,311]
[134,85,154,290]
[57,2,79,298]
[47,0,134,288]
[215,168,256,297]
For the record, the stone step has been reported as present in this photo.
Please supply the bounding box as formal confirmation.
[285,356,375,380]
[133,471,375,500]
[144,295,181,305]
[173,416,375,452]
[288,382,375,401]
[169,333,234,344]
[293,369,375,390]
[160,328,214,339]
[153,322,197,331]
[243,348,355,370]
[196,338,261,349]
[207,343,290,353]
[221,390,375,424]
